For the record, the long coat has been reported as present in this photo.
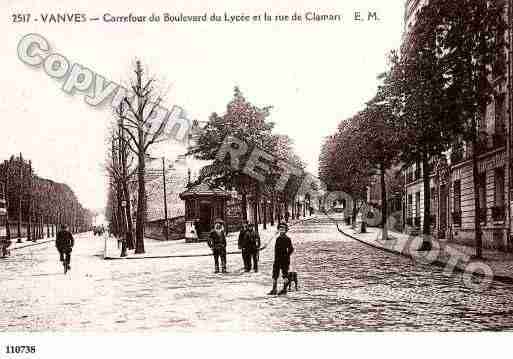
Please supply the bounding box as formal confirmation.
[208,230,226,251]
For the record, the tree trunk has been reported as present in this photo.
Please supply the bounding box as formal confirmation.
[352,200,357,227]
[270,193,275,226]
[111,205,117,237]
[263,199,267,230]
[122,183,134,250]
[241,193,248,222]
[116,182,125,237]
[5,180,10,242]
[419,156,432,251]
[253,187,260,234]
[27,211,32,241]
[135,151,146,254]
[17,198,21,241]
[472,139,483,258]
[381,163,388,240]
[35,215,39,239]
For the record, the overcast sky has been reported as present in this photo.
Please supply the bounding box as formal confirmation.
[0,0,404,211]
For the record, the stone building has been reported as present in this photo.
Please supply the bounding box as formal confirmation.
[401,0,512,251]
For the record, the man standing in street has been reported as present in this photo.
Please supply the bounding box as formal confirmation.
[246,224,260,272]
[208,219,227,273]
[56,224,74,271]
[268,222,294,296]
[238,221,250,271]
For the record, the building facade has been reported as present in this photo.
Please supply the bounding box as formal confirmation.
[401,0,513,251]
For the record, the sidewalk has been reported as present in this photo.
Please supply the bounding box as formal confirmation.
[339,224,513,285]
[8,236,55,251]
[104,215,316,260]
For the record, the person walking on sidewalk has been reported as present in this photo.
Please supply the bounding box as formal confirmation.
[238,221,250,271]
[246,224,261,272]
[208,219,227,273]
[268,222,294,295]
[56,224,74,271]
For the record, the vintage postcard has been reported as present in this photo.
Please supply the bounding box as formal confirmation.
[0,0,511,357]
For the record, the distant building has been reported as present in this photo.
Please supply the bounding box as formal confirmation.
[136,120,321,241]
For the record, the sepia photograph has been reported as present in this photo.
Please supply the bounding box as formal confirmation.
[0,0,512,357]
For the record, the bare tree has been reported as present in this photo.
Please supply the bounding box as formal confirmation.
[105,124,137,254]
[116,61,170,254]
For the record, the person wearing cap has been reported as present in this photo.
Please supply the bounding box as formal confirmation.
[268,222,294,295]
[208,219,227,273]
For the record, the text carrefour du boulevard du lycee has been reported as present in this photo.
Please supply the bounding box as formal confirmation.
[103,11,379,23]
[16,11,380,24]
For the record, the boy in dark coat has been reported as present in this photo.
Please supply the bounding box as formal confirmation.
[268,222,294,295]
[208,219,227,273]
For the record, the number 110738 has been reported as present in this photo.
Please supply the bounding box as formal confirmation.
[5,345,36,354]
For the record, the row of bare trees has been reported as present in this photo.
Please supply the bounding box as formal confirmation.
[0,154,93,242]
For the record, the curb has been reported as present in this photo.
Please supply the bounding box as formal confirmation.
[104,216,318,260]
[337,226,513,286]
[7,232,91,254]
[10,238,54,251]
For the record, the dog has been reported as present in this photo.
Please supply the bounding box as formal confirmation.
[286,271,299,291]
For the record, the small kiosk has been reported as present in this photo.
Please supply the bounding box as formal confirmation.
[179,182,231,242]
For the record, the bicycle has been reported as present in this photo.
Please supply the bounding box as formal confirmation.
[62,253,70,274]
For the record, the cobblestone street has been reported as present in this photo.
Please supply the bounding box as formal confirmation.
[2,215,513,332]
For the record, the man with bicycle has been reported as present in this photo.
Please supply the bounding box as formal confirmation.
[56,224,74,271]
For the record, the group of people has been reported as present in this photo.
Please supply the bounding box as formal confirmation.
[54,218,296,295]
[207,219,295,295]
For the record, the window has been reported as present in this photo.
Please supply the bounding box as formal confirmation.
[493,168,506,221]
[495,168,505,207]
[453,180,462,226]
[414,163,422,181]
[495,95,505,132]
[430,187,437,215]
[415,191,421,218]
[494,95,506,147]
[407,194,413,218]
[453,180,461,213]
[478,172,487,224]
